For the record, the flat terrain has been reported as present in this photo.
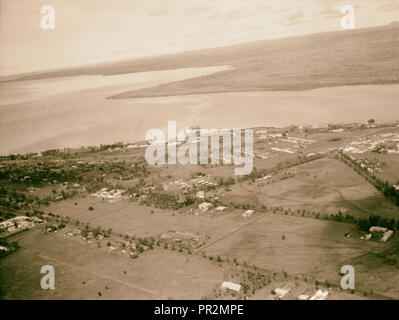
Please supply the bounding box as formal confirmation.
[0,229,224,300]
[225,158,399,219]
[5,23,399,98]
[45,197,251,239]
[2,205,396,299]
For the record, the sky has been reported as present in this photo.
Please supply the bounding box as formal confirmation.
[0,0,398,76]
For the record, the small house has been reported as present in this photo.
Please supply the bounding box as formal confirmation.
[198,202,212,212]
[242,210,254,218]
[220,281,241,292]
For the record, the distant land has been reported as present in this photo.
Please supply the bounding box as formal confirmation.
[2,22,398,99]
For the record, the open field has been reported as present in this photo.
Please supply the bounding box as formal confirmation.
[2,207,396,300]
[225,158,399,219]
[200,213,378,275]
[315,233,399,299]
[43,190,397,298]
[353,152,399,185]
[45,197,251,239]
[0,229,224,300]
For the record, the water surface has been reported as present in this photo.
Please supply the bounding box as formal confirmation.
[0,67,398,155]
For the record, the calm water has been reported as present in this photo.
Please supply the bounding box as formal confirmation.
[0,66,398,155]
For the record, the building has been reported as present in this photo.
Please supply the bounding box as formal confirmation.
[381,230,394,243]
[220,281,241,292]
[369,226,388,233]
[196,191,205,199]
[198,202,212,212]
[310,290,328,300]
[297,294,309,300]
[215,206,227,213]
[360,233,372,241]
[274,288,289,300]
[242,210,254,218]
[271,147,294,154]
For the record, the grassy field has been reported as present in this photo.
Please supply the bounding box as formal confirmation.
[2,208,395,299]
[224,158,399,219]
[315,233,399,299]
[200,213,378,275]
[0,229,224,300]
[42,188,397,297]
[44,197,252,239]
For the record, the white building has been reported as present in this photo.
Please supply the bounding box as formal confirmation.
[310,290,329,300]
[361,233,372,241]
[369,226,388,233]
[242,210,254,217]
[215,206,227,213]
[220,281,241,292]
[274,288,289,300]
[198,202,212,212]
[271,147,294,154]
[196,191,205,199]
[381,230,394,243]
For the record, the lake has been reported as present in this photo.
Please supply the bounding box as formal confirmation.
[0,66,398,155]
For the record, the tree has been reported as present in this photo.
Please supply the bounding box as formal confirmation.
[368,119,375,125]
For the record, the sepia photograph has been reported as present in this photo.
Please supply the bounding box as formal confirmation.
[0,0,399,308]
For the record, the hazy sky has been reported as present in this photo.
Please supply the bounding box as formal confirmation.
[1,0,398,76]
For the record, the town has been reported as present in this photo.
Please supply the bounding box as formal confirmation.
[1,120,398,300]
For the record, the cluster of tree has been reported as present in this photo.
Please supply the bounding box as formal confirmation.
[143,191,184,210]
[340,153,399,206]
[0,160,149,188]
[327,211,356,223]
[80,224,112,239]
[239,153,323,183]
[231,202,257,211]
[269,204,399,232]
[0,187,40,221]
[0,152,42,161]
[135,236,156,250]
[355,215,398,232]
[95,161,149,180]
[0,239,19,258]
[374,180,399,206]
[0,162,80,186]
[98,142,126,151]
[240,269,270,296]
[217,177,235,187]
[0,142,135,161]
[45,223,66,233]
